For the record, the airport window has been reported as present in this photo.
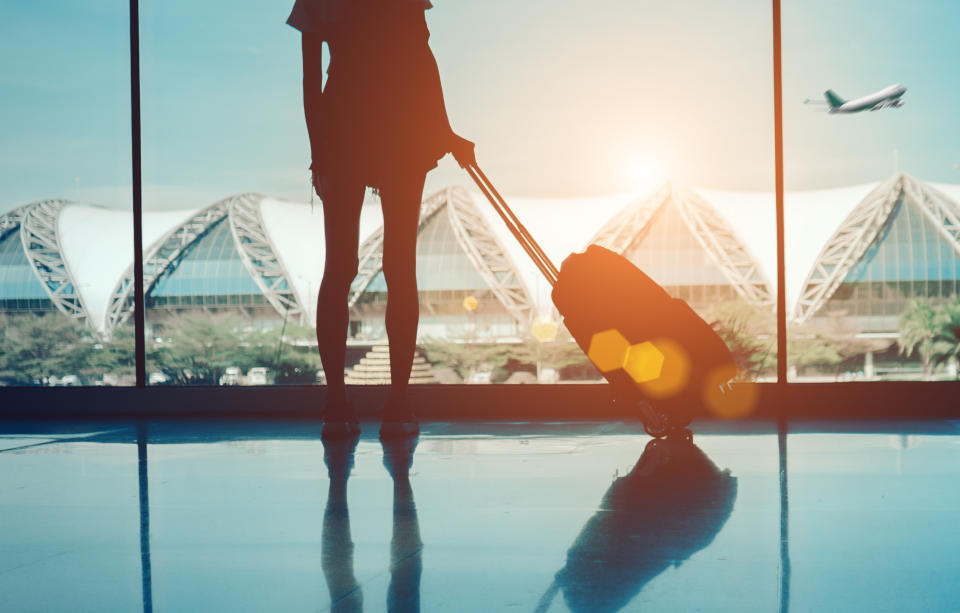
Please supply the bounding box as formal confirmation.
[0,2,134,386]
[783,0,960,382]
[2,1,958,395]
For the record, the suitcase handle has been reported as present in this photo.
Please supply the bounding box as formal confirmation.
[465,163,560,286]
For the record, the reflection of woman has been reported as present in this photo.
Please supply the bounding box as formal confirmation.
[288,0,475,436]
[537,435,738,613]
[320,434,424,613]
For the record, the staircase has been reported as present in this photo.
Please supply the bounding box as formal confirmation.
[345,345,438,385]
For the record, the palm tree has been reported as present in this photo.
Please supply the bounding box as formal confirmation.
[898,300,939,380]
[931,297,960,377]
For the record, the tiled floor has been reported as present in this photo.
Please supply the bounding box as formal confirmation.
[1,419,958,612]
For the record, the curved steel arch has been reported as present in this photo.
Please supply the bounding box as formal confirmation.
[793,175,904,323]
[19,199,89,323]
[0,204,29,242]
[105,195,236,331]
[589,184,773,306]
[794,173,960,323]
[588,185,669,253]
[673,186,773,306]
[229,195,304,322]
[107,192,305,332]
[347,188,448,309]
[444,186,534,324]
[347,187,535,325]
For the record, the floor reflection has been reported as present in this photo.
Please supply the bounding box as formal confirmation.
[539,435,738,613]
[321,434,423,613]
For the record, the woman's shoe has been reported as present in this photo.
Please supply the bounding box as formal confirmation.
[379,399,419,438]
[322,400,361,438]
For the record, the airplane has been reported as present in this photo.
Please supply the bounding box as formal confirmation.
[804,83,906,114]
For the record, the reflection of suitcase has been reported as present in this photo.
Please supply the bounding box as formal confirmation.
[466,164,738,436]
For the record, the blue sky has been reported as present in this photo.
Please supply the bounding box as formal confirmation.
[1,0,958,213]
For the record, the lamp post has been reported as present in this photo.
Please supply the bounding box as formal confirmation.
[531,317,559,382]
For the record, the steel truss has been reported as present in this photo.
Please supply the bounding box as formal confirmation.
[107,193,303,333]
[445,186,534,324]
[348,187,534,325]
[589,186,668,253]
[795,173,960,323]
[0,204,28,242]
[19,200,88,323]
[590,184,773,306]
[229,196,304,324]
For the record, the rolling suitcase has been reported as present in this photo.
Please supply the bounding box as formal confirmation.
[465,164,739,436]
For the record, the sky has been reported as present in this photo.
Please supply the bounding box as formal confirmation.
[0,0,958,214]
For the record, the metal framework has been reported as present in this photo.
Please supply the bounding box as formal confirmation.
[107,196,232,331]
[795,173,960,323]
[444,186,534,324]
[589,184,773,306]
[589,185,668,253]
[673,186,773,305]
[348,188,446,308]
[19,199,89,323]
[229,195,304,323]
[106,193,302,332]
[348,187,534,324]
[0,204,28,242]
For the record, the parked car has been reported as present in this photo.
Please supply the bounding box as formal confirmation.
[220,366,241,386]
[247,367,269,386]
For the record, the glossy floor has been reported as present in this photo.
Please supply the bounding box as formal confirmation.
[1,419,958,612]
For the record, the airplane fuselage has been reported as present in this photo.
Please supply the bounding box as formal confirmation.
[829,84,906,113]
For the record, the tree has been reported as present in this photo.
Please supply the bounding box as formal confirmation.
[234,323,321,384]
[898,300,938,380]
[705,301,776,381]
[148,315,248,384]
[930,297,960,374]
[498,327,593,380]
[420,337,513,382]
[0,313,91,384]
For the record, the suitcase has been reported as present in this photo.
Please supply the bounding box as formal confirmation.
[466,164,738,436]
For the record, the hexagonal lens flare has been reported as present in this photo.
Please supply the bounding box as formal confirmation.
[623,341,665,383]
[587,329,631,373]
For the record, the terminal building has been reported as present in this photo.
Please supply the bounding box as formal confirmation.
[3,172,960,376]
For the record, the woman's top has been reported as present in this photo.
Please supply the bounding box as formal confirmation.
[287,0,433,34]
[288,0,451,190]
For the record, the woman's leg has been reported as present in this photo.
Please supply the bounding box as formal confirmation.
[316,176,366,416]
[379,172,427,412]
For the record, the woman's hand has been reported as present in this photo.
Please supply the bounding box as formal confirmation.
[450,132,476,169]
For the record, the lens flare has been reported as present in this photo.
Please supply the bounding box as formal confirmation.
[623,341,664,383]
[587,329,631,373]
[703,365,759,419]
[530,318,559,342]
[639,338,691,399]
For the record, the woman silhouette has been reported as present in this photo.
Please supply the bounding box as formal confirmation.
[288,0,475,436]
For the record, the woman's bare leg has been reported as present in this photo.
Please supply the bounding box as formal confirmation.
[379,172,427,413]
[316,177,366,416]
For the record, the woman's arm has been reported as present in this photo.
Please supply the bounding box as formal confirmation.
[301,33,325,189]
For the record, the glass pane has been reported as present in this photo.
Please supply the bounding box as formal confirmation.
[135,422,782,610]
[784,1,960,382]
[137,0,775,405]
[0,424,144,609]
[0,2,134,386]
[787,423,960,610]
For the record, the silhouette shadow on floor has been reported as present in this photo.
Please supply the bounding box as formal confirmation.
[321,434,423,612]
[537,435,738,613]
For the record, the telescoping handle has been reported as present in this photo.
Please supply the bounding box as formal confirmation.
[465,163,560,287]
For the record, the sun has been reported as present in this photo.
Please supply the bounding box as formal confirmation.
[625,156,663,189]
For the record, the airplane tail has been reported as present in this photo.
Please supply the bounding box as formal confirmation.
[824,89,846,109]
